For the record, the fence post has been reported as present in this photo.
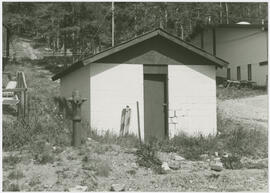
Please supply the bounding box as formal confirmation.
[67,90,87,147]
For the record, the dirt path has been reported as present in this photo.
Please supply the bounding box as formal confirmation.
[218,95,268,129]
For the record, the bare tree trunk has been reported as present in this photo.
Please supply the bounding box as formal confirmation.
[164,3,168,29]
[225,3,229,24]
[220,2,223,24]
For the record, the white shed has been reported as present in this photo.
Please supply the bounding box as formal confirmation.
[52,28,228,142]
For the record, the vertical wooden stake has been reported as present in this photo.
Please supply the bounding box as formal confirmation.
[136,101,142,146]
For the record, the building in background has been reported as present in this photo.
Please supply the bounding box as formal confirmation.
[189,23,268,86]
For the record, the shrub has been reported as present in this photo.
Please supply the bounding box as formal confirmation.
[95,161,112,177]
[136,143,164,174]
[3,95,72,151]
[150,118,267,162]
[82,157,111,177]
[3,155,21,166]
[217,87,266,101]
[8,170,24,180]
[31,139,55,164]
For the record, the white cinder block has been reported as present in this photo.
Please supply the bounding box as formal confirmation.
[168,65,217,137]
[90,63,144,139]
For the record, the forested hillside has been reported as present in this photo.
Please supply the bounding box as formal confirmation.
[3,2,268,61]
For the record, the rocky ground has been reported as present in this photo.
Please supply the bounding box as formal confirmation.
[2,138,268,192]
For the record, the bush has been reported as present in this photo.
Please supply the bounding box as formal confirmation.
[31,139,55,164]
[3,155,21,166]
[82,157,111,177]
[136,143,164,174]
[150,118,267,161]
[217,87,266,100]
[2,96,72,151]
[8,170,24,180]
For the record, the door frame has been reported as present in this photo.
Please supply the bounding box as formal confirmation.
[143,65,169,140]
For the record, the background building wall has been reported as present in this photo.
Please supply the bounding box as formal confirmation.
[191,27,268,85]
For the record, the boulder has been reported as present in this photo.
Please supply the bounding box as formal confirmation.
[168,161,181,170]
[110,184,125,192]
[174,155,185,161]
[210,161,223,172]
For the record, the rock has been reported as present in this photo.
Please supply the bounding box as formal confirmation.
[210,161,223,172]
[174,155,185,161]
[161,162,170,171]
[168,161,181,170]
[131,162,138,169]
[110,184,125,192]
[218,84,224,88]
[68,185,88,192]
[200,154,209,161]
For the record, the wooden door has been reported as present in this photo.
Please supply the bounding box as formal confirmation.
[144,74,167,142]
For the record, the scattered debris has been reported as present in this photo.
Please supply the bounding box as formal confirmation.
[68,185,88,192]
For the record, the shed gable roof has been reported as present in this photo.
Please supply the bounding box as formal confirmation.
[52,28,228,80]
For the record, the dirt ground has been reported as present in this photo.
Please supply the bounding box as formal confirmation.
[218,95,268,130]
[2,140,268,192]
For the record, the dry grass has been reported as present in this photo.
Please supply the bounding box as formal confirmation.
[217,87,267,101]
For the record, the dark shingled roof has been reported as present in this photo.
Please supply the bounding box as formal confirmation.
[52,28,229,81]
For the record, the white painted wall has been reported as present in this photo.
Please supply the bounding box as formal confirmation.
[60,63,217,139]
[90,63,144,139]
[168,65,217,137]
[60,65,91,121]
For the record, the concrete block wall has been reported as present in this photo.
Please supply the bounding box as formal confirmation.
[168,65,217,137]
[90,63,144,139]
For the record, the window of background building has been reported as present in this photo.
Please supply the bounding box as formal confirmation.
[237,66,241,81]
[248,64,252,81]
[227,68,231,80]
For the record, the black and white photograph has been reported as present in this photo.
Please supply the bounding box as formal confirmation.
[1,1,269,192]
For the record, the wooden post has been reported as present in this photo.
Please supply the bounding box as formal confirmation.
[112,2,115,47]
[136,101,142,146]
[67,90,87,147]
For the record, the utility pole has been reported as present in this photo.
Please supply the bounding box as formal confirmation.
[112,1,115,47]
